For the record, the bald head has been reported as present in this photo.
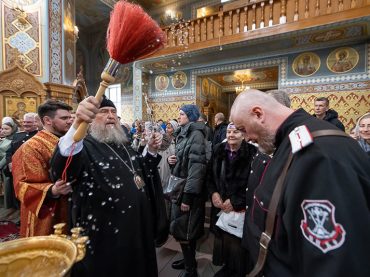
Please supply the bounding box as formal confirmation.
[230,89,293,154]
[214,112,225,126]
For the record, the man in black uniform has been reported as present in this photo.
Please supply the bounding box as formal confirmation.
[230,90,370,276]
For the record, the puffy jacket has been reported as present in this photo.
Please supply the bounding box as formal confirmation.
[170,121,207,241]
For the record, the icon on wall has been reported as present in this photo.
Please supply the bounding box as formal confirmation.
[292,52,321,77]
[172,71,187,89]
[202,78,209,96]
[155,74,169,91]
[327,47,359,73]
[5,96,37,121]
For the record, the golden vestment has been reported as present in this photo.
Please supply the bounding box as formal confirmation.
[12,130,68,237]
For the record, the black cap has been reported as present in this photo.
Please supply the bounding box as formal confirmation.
[100,95,116,109]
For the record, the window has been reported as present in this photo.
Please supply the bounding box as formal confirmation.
[105,84,121,117]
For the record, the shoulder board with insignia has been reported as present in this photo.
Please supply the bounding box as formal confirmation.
[288,125,313,154]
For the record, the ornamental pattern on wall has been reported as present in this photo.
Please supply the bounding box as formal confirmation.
[49,0,63,83]
[2,3,42,75]
[290,90,370,132]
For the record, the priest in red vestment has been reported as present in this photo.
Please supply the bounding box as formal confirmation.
[12,100,74,237]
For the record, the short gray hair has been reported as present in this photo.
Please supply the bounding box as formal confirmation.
[266,89,291,108]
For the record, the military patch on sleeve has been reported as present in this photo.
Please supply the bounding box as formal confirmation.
[300,200,346,253]
[289,125,313,154]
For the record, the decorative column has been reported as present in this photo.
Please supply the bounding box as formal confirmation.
[133,64,143,120]
[49,0,63,83]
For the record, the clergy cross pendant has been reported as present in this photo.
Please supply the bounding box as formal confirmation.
[134,174,145,190]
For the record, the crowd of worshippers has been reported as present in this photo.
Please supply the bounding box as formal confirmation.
[0,90,369,277]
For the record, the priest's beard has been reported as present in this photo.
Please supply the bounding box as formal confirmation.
[90,121,128,145]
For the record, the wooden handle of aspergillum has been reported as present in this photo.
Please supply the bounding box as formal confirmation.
[73,71,116,142]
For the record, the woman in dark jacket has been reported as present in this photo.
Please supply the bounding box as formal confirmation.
[207,123,257,277]
[168,104,207,277]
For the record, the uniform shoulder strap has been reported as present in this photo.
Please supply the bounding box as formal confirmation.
[247,128,348,277]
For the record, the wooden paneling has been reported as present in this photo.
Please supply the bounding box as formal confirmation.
[156,0,370,58]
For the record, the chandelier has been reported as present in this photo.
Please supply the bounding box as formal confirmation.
[234,69,252,94]
[235,81,249,94]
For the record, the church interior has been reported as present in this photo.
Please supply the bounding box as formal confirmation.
[0,0,369,275]
[0,0,369,131]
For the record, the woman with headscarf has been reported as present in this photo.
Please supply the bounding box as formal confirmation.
[0,117,19,210]
[168,105,207,277]
[157,120,178,187]
[207,123,257,277]
[143,120,179,217]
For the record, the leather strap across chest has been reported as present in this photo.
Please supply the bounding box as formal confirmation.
[247,129,348,277]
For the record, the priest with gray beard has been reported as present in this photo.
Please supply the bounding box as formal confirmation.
[50,96,168,277]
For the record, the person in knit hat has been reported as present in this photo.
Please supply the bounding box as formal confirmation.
[167,104,207,276]
[168,119,179,131]
[179,104,200,122]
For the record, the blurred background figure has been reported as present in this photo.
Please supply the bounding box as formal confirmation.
[313,97,345,131]
[0,117,19,214]
[356,112,370,155]
[143,120,178,218]
[213,113,228,147]
[349,126,359,140]
[131,120,144,151]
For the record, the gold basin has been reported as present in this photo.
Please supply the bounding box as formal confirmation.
[0,236,79,277]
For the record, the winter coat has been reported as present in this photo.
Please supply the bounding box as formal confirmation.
[207,140,257,235]
[313,109,345,131]
[207,140,257,210]
[170,121,207,241]
[213,122,228,146]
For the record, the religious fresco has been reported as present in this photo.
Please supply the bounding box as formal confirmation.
[155,74,169,91]
[4,96,37,120]
[202,78,209,96]
[292,52,320,77]
[2,1,42,75]
[172,71,187,89]
[327,47,359,73]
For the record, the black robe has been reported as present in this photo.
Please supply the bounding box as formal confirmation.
[51,135,168,277]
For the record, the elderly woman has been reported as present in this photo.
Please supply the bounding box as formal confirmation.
[157,120,178,187]
[357,112,370,156]
[168,104,207,277]
[207,123,257,277]
[0,117,19,210]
